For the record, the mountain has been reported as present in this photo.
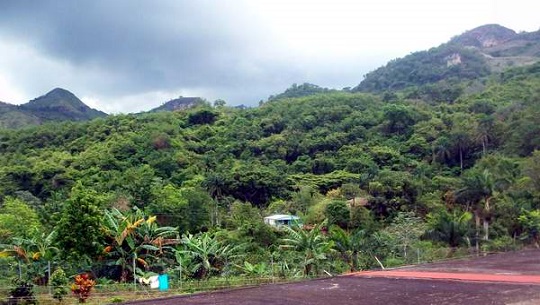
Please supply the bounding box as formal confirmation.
[353,24,540,98]
[149,96,205,113]
[449,24,517,48]
[20,88,107,121]
[449,24,540,71]
[0,88,107,129]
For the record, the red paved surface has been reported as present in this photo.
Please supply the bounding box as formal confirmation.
[353,270,540,285]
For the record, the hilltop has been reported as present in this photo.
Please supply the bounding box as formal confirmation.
[149,96,206,113]
[352,24,540,101]
[0,88,107,129]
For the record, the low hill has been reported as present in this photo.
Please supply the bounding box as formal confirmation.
[149,97,206,113]
[268,83,335,101]
[0,88,107,129]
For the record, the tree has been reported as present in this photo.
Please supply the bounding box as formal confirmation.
[148,184,211,232]
[384,212,426,258]
[426,209,472,248]
[329,227,365,272]
[54,183,106,262]
[518,210,540,247]
[455,156,517,244]
[0,197,42,242]
[325,200,350,229]
[382,104,416,135]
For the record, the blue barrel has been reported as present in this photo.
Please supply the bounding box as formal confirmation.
[158,274,169,291]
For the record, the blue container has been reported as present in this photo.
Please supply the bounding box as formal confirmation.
[158,274,169,291]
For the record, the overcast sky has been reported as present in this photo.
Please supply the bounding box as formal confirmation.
[0,0,538,113]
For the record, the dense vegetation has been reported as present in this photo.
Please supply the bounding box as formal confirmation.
[1,38,540,299]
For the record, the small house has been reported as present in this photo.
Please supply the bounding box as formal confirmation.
[264,214,301,227]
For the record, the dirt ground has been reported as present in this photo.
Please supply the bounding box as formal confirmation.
[126,249,540,305]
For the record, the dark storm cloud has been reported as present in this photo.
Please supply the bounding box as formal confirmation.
[0,0,300,105]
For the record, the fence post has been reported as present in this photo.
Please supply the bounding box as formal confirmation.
[133,256,136,292]
[18,260,22,280]
[179,259,182,291]
[48,261,51,295]
[271,255,274,284]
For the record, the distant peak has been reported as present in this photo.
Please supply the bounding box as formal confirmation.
[45,87,77,97]
[149,96,205,113]
[450,24,517,48]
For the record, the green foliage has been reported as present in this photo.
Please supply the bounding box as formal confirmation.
[0,39,540,285]
[426,210,472,248]
[354,45,489,93]
[384,212,426,258]
[0,198,42,242]
[518,210,540,246]
[54,183,106,261]
[280,222,333,277]
[268,83,334,101]
[50,268,69,302]
[102,208,178,282]
[325,200,349,229]
[176,232,242,279]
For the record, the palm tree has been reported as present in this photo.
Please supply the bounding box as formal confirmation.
[280,222,333,277]
[432,136,452,166]
[426,210,472,249]
[454,169,495,250]
[329,227,364,272]
[202,173,227,226]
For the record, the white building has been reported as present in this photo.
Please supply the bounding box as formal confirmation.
[263,214,301,227]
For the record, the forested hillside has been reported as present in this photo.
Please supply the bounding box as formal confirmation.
[1,26,540,289]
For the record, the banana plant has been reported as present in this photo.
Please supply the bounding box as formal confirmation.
[176,232,242,279]
[102,208,178,282]
[280,221,334,277]
[0,230,58,281]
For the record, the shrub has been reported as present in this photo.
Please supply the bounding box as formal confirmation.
[50,268,69,303]
[8,279,37,305]
[70,274,95,303]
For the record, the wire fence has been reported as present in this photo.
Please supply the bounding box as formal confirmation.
[0,243,524,305]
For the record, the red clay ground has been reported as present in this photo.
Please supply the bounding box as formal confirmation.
[127,249,540,305]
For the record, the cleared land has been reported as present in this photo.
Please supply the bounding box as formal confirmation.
[127,249,540,305]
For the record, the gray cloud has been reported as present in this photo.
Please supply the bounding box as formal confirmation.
[0,0,308,110]
[5,1,532,112]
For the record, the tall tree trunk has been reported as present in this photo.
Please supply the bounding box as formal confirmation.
[459,147,464,172]
[483,197,492,241]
